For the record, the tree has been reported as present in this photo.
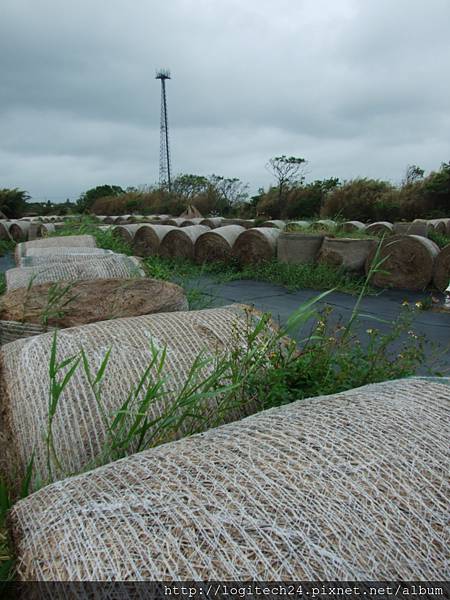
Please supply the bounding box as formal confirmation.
[208,175,249,214]
[266,155,307,203]
[403,164,425,186]
[77,184,124,213]
[172,174,209,203]
[0,188,30,218]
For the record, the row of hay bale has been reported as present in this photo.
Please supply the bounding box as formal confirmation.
[278,232,450,291]
[0,219,65,242]
[0,236,447,579]
[113,223,283,265]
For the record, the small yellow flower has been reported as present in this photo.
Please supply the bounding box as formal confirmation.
[415,301,423,309]
[366,328,374,334]
[402,300,409,306]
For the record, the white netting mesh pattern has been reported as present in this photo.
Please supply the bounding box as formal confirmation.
[8,377,449,581]
[15,235,97,261]
[19,250,115,267]
[0,306,257,487]
[6,256,144,291]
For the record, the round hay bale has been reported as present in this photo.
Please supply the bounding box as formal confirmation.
[365,234,439,290]
[103,216,115,224]
[393,221,429,237]
[277,232,324,264]
[317,237,376,272]
[428,219,447,235]
[112,224,143,244]
[6,256,144,291]
[41,223,57,236]
[232,227,281,265]
[165,218,186,227]
[159,225,210,260]
[341,221,366,233]
[194,225,245,264]
[286,220,310,230]
[14,234,97,264]
[180,218,204,227]
[27,222,46,240]
[0,221,13,241]
[8,377,449,580]
[310,219,336,231]
[365,221,394,236]
[25,246,109,258]
[0,320,52,346]
[19,249,114,267]
[9,221,31,242]
[221,219,255,229]
[432,243,450,291]
[132,225,178,257]
[261,220,286,230]
[0,305,265,490]
[199,217,225,229]
[0,278,188,328]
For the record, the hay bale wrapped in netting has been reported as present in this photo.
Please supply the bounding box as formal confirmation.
[19,249,114,267]
[133,225,178,257]
[433,243,450,291]
[277,232,324,264]
[15,235,97,263]
[0,221,13,241]
[261,220,286,230]
[0,305,266,490]
[159,225,210,260]
[27,222,46,240]
[427,219,447,235]
[365,235,439,290]
[0,320,52,346]
[194,225,245,264]
[221,218,255,228]
[199,217,225,229]
[0,278,188,328]
[6,256,144,291]
[8,377,449,581]
[286,220,310,230]
[8,221,31,242]
[103,216,116,224]
[232,227,281,265]
[341,220,366,233]
[393,221,430,237]
[310,219,336,231]
[165,217,186,227]
[180,218,204,227]
[365,221,394,236]
[318,237,376,272]
[112,224,143,244]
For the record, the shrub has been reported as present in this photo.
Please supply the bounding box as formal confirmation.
[321,178,394,221]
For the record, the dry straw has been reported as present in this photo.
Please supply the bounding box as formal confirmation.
[365,234,439,290]
[0,320,51,346]
[194,225,245,263]
[232,227,281,265]
[0,305,259,489]
[8,377,449,580]
[6,256,144,291]
[159,225,210,260]
[133,225,177,256]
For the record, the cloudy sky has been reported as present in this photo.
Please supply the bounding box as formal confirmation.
[1,0,450,201]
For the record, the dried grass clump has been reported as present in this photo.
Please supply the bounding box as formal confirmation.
[8,377,449,580]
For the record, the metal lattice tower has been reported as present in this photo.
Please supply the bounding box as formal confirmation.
[156,69,172,191]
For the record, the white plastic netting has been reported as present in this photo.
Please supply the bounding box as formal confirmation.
[6,256,144,291]
[8,377,449,581]
[19,249,114,267]
[15,235,97,261]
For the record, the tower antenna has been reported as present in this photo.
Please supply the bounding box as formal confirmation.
[156,69,172,191]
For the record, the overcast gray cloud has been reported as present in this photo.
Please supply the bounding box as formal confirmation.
[1,0,449,200]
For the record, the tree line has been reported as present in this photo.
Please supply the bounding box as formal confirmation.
[2,156,449,221]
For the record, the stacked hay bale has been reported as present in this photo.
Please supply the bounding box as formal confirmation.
[433,243,450,291]
[341,221,366,233]
[365,235,440,290]
[6,256,144,292]
[194,225,245,263]
[261,220,286,230]
[318,237,376,272]
[165,218,186,227]
[232,227,281,265]
[311,219,336,231]
[0,305,265,490]
[7,377,449,580]
[393,221,430,237]
[200,217,225,229]
[15,235,97,264]
[221,219,255,228]
[8,221,32,242]
[159,225,210,260]
[180,218,204,227]
[19,250,114,267]
[133,225,177,257]
[112,224,144,244]
[286,220,310,230]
